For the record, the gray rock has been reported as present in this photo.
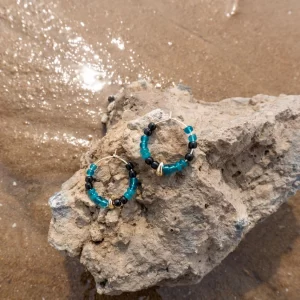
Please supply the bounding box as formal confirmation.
[48,83,300,295]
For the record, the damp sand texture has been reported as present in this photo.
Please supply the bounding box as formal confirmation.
[0,0,300,299]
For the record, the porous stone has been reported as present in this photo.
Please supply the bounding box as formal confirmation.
[90,223,105,242]
[105,209,121,227]
[48,82,300,295]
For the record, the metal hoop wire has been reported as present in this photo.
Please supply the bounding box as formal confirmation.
[155,111,194,155]
[94,151,128,166]
[156,111,188,128]
[93,112,193,169]
[88,151,129,209]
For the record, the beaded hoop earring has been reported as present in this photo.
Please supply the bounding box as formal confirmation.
[140,114,197,176]
[85,153,139,209]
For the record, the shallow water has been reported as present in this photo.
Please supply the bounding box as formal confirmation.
[0,0,300,299]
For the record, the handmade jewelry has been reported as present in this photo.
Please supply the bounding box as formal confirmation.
[85,153,138,208]
[140,114,197,176]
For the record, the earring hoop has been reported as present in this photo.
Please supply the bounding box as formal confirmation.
[85,152,138,209]
[140,112,197,176]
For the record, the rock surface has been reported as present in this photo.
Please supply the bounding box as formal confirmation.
[48,82,300,295]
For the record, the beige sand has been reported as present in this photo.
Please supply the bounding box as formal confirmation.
[0,0,300,299]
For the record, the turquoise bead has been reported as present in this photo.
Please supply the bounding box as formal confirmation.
[176,159,188,171]
[87,189,108,208]
[140,148,151,159]
[188,134,197,142]
[124,188,136,200]
[94,196,109,208]
[141,135,149,143]
[162,164,178,175]
[162,159,188,175]
[140,142,148,149]
[89,188,97,195]
[130,177,138,189]
[140,135,151,159]
[88,189,98,201]
[90,163,97,171]
[86,169,95,176]
[181,159,188,168]
[184,126,194,134]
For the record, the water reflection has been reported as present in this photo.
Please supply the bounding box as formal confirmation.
[78,64,107,92]
[226,0,239,17]
[1,0,155,98]
[1,0,300,299]
[111,37,125,50]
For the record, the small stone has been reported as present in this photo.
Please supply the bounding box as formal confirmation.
[101,113,108,124]
[90,223,105,242]
[249,98,257,106]
[116,224,133,246]
[108,95,115,102]
[107,101,115,113]
[105,209,120,226]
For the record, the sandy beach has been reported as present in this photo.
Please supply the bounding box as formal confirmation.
[0,0,300,299]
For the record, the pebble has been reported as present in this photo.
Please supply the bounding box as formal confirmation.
[108,95,115,103]
[101,113,108,124]
[107,101,115,113]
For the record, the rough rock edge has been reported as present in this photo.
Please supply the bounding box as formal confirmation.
[48,82,300,295]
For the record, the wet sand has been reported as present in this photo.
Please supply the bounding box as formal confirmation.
[0,0,300,299]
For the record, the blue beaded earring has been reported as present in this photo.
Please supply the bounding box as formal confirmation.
[85,152,139,209]
[140,113,197,176]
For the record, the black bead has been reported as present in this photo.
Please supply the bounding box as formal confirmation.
[85,182,93,190]
[85,176,94,183]
[145,157,154,165]
[113,199,122,207]
[129,169,137,178]
[108,95,115,102]
[151,161,159,169]
[120,196,128,205]
[148,122,157,131]
[144,128,152,136]
[185,152,194,161]
[126,162,134,170]
[188,141,198,149]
